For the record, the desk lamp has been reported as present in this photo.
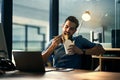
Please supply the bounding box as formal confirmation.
[76,11,91,36]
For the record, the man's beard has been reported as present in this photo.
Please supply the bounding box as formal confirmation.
[62,32,73,41]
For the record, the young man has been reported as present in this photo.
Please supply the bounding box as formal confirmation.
[42,16,105,69]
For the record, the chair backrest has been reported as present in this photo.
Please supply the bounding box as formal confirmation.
[81,55,92,70]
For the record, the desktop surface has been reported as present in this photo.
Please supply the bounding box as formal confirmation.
[0,67,120,80]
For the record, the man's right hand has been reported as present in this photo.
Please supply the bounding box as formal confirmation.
[52,35,62,47]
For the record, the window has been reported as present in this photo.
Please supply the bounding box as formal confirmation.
[13,0,49,51]
[0,0,2,22]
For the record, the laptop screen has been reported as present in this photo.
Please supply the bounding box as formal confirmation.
[13,51,45,73]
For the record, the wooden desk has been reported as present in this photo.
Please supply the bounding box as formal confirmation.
[92,48,120,71]
[0,67,120,80]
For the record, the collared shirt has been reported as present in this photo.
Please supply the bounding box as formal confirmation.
[43,35,97,69]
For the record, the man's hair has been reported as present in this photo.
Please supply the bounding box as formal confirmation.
[65,16,79,28]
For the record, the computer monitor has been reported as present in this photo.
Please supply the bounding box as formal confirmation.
[112,29,120,48]
[0,23,8,58]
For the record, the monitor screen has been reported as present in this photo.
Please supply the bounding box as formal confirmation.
[0,23,8,58]
[112,29,120,48]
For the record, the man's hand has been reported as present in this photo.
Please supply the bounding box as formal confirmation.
[52,35,62,47]
[68,44,83,55]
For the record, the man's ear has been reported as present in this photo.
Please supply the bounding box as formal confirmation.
[74,28,77,32]
[73,29,77,34]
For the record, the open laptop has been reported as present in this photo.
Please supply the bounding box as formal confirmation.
[12,51,45,73]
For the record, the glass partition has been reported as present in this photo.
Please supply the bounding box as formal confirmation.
[59,0,120,48]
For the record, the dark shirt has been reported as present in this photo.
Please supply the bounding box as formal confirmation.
[43,35,97,69]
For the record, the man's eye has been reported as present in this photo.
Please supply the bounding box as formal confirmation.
[65,26,69,28]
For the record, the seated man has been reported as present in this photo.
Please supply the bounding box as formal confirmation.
[42,16,105,70]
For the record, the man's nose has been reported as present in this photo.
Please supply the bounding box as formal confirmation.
[66,28,71,32]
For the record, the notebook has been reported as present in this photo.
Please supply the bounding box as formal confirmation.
[12,51,45,73]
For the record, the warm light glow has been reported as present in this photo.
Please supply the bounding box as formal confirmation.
[76,11,91,36]
[82,11,91,21]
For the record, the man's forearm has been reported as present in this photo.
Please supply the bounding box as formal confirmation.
[42,44,56,64]
[85,45,105,55]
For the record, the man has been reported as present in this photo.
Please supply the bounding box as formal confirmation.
[42,16,105,69]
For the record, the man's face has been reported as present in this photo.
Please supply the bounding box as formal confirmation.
[62,20,77,37]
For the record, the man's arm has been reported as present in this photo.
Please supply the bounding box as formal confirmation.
[85,45,105,55]
[70,36,105,56]
[69,44,105,56]
[42,35,62,64]
[42,44,56,64]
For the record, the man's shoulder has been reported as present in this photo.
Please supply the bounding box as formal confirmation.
[73,35,83,40]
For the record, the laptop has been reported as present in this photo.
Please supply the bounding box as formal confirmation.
[12,51,45,73]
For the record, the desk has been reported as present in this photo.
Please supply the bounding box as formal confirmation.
[0,67,120,80]
[92,48,120,71]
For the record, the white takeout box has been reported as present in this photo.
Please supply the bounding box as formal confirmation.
[63,39,74,55]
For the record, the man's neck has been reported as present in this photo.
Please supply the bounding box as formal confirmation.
[68,36,73,41]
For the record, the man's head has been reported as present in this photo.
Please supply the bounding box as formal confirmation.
[65,16,79,28]
[62,16,79,38]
